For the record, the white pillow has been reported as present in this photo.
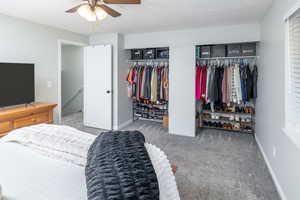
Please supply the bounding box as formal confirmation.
[145,143,181,200]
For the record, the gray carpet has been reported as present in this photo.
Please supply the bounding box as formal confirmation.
[62,112,280,200]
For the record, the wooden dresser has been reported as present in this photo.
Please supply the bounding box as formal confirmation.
[0,103,57,137]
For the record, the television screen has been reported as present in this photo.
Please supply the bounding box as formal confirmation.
[0,63,35,107]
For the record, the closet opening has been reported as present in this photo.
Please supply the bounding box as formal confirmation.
[126,47,169,129]
[57,40,86,124]
[195,42,259,135]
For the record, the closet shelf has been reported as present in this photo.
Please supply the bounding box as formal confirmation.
[135,117,163,123]
[202,118,253,125]
[196,56,259,60]
[201,126,254,134]
[133,101,168,107]
[202,110,254,116]
[128,59,169,62]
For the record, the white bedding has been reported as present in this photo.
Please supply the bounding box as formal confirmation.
[0,142,88,200]
[0,124,180,200]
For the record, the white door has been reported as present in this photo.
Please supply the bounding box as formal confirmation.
[84,45,112,130]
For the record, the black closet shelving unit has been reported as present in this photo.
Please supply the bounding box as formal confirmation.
[127,47,169,123]
[132,100,168,122]
[201,109,255,134]
[195,42,258,135]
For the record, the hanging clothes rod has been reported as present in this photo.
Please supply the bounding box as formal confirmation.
[196,56,259,60]
[128,59,169,62]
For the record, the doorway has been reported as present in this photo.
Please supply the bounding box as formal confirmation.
[58,40,86,124]
[58,41,113,131]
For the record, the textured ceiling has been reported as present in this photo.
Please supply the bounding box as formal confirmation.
[0,0,273,35]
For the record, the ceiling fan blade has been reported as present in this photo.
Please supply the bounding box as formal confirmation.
[66,3,86,13]
[97,5,121,17]
[103,0,141,4]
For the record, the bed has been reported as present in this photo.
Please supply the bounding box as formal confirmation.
[0,124,180,200]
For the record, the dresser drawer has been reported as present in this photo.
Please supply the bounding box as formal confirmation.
[0,121,12,133]
[14,112,49,129]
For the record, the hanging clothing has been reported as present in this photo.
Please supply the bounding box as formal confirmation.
[227,67,233,103]
[200,66,207,101]
[222,67,229,104]
[144,66,152,100]
[196,65,207,101]
[216,67,224,103]
[206,67,215,103]
[126,63,169,103]
[196,66,202,100]
[211,66,220,103]
[234,64,243,104]
[196,61,258,105]
[157,68,161,101]
[245,64,253,101]
[151,68,158,101]
[163,67,169,101]
[205,67,211,102]
[126,66,134,97]
[252,65,258,99]
[240,64,248,103]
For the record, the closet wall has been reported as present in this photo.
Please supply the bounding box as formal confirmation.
[259,0,300,199]
[123,23,260,137]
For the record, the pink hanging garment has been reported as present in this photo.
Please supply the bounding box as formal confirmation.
[196,66,202,100]
[200,66,207,101]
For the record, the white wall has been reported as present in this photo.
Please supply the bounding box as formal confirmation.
[124,24,260,49]
[169,45,196,136]
[61,45,84,116]
[258,0,300,200]
[0,14,88,121]
[123,23,260,137]
[117,34,132,128]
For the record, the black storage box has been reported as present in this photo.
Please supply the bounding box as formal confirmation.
[211,45,226,57]
[227,44,241,57]
[196,46,201,58]
[143,48,156,59]
[200,46,211,58]
[131,49,143,60]
[156,48,169,59]
[241,43,256,56]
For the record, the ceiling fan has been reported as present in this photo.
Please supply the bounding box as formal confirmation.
[66,0,141,22]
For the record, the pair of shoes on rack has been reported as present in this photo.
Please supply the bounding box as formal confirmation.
[235,107,243,113]
[202,113,211,119]
[202,104,211,110]
[225,106,235,113]
[244,107,254,114]
[233,123,241,130]
[223,123,233,130]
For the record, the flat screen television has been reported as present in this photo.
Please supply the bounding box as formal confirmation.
[0,63,35,107]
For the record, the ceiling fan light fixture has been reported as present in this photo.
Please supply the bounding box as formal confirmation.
[95,7,108,20]
[77,4,97,21]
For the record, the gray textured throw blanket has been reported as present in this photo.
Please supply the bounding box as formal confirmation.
[85,131,159,200]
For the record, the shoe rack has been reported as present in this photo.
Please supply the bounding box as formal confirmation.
[199,104,255,134]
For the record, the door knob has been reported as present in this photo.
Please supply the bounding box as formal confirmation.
[106,90,111,94]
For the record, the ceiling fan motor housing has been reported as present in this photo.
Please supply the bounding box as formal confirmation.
[88,0,97,7]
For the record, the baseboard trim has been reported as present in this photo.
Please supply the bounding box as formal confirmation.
[256,136,286,200]
[113,119,133,131]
